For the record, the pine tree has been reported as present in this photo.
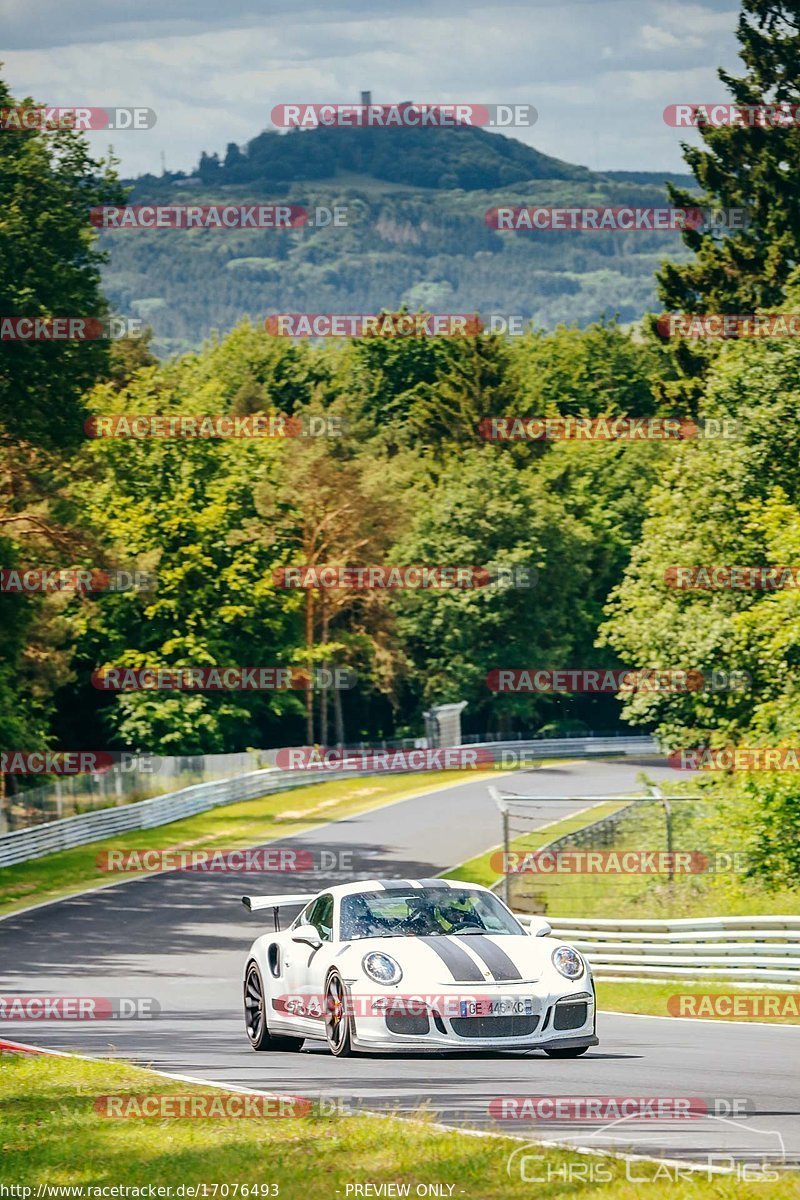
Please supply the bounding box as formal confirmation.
[657,1,800,316]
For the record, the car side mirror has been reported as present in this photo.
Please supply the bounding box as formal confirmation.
[291,923,322,949]
[528,918,552,937]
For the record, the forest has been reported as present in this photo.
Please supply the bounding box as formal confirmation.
[1,0,799,890]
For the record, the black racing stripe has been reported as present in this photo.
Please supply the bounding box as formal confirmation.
[418,878,451,888]
[457,936,522,982]
[371,879,416,890]
[418,936,484,982]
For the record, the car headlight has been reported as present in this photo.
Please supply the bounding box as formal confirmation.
[552,946,584,979]
[362,951,403,985]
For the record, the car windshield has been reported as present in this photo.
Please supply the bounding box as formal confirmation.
[339,887,525,940]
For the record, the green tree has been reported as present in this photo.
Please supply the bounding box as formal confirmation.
[0,78,123,450]
[0,76,122,784]
[390,448,593,729]
[657,2,800,316]
[512,320,667,419]
[252,431,398,744]
[72,344,307,753]
[600,326,800,748]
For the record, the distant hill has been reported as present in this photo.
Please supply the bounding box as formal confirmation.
[136,123,600,195]
[106,124,697,355]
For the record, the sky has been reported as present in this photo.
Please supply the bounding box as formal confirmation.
[1,0,744,179]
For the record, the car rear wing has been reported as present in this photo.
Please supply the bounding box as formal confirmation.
[242,893,316,912]
[242,892,316,931]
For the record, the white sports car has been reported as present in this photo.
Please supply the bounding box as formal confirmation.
[241,878,597,1057]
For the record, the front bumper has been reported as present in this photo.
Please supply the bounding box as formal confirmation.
[347,985,597,1054]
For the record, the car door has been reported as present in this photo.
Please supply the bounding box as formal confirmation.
[282,894,336,1034]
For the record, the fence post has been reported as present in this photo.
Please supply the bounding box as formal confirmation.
[649,785,674,884]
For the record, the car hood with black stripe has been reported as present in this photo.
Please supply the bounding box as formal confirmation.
[339,932,571,986]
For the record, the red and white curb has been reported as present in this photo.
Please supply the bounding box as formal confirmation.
[0,1037,72,1056]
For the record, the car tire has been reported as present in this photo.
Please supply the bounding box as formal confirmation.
[324,970,354,1057]
[244,962,303,1052]
[544,1045,590,1058]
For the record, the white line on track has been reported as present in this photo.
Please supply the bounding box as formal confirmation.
[598,1008,800,1029]
[0,1035,772,1176]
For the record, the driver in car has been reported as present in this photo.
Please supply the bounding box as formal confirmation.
[434,893,484,933]
[403,893,445,935]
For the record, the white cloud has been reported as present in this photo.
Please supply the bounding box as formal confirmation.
[640,25,689,51]
[0,0,742,176]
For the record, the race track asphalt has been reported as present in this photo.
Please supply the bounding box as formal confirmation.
[1,759,798,1170]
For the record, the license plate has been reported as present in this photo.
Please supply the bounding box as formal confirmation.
[459,998,533,1018]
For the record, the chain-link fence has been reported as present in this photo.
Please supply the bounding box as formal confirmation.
[488,785,753,920]
[0,751,274,831]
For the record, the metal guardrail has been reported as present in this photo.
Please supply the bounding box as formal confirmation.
[0,750,276,832]
[0,735,658,870]
[471,735,656,760]
[516,914,800,984]
[1,735,657,835]
[462,729,645,743]
[0,766,368,869]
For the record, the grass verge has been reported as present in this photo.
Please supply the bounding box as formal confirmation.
[0,1053,788,1198]
[0,769,498,919]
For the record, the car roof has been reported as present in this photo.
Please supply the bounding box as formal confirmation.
[321,878,492,899]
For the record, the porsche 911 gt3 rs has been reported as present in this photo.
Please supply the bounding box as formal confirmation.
[241,878,598,1057]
